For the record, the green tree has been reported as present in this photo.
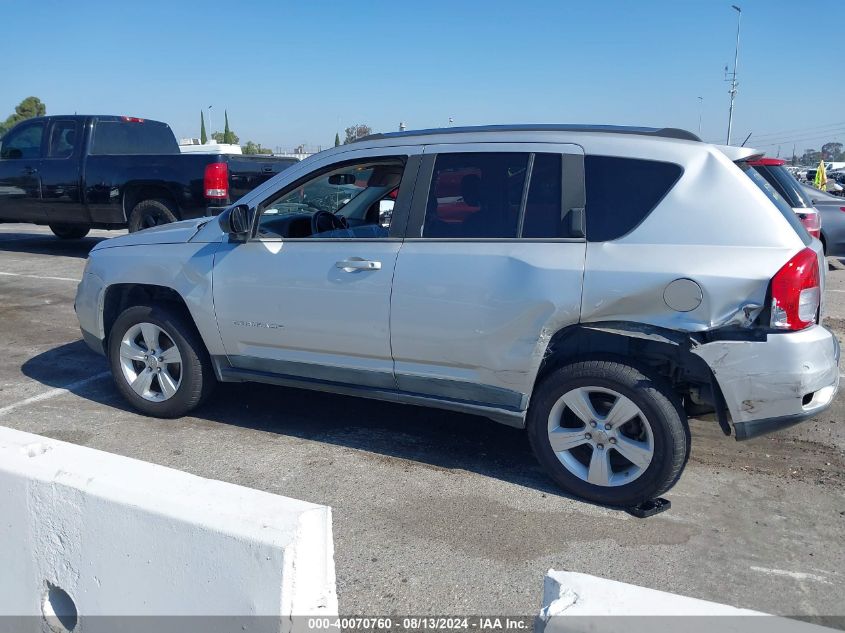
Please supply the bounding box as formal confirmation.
[243,141,272,155]
[343,123,372,144]
[200,111,208,144]
[801,149,822,165]
[1,96,47,136]
[822,142,843,162]
[223,110,235,144]
[211,130,239,144]
[334,132,340,147]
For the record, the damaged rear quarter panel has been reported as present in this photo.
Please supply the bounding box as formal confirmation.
[580,143,806,332]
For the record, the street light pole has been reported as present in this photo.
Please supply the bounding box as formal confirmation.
[726,5,742,145]
[697,96,703,136]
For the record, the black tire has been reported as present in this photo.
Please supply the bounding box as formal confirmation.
[49,224,90,239]
[527,359,689,507]
[108,304,215,418]
[127,198,178,233]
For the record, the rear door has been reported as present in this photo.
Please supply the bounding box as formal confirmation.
[42,118,87,225]
[390,143,587,411]
[0,119,45,223]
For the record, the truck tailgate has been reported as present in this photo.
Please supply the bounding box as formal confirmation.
[226,156,298,201]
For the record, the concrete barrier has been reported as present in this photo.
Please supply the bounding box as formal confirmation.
[0,426,336,633]
[538,570,833,633]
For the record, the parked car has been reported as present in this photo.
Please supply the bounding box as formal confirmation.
[805,169,844,194]
[803,183,845,256]
[75,124,839,507]
[745,158,821,238]
[0,115,297,238]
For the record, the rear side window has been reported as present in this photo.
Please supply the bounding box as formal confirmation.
[585,156,682,242]
[423,152,528,238]
[90,120,178,155]
[741,163,811,245]
[48,120,79,158]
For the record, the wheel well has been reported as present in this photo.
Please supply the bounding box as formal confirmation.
[535,323,719,413]
[103,284,194,345]
[123,186,179,220]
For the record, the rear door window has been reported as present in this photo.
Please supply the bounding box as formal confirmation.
[584,156,682,242]
[90,119,178,155]
[47,120,79,158]
[423,152,528,238]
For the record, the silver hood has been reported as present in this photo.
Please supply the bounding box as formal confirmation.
[93,218,215,251]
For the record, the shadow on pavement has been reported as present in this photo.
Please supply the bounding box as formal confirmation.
[0,231,110,259]
[21,340,572,499]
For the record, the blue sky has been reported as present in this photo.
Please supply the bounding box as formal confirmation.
[1,0,842,154]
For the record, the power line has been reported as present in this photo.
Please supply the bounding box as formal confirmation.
[743,120,845,142]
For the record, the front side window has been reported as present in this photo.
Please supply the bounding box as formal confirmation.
[48,120,79,158]
[0,122,44,159]
[258,158,405,239]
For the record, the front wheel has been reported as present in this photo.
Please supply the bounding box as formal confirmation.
[49,224,90,239]
[527,360,689,507]
[108,304,215,417]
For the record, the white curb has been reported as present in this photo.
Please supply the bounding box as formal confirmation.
[538,570,834,633]
[0,426,337,631]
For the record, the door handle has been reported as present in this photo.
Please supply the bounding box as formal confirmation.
[336,258,381,272]
[23,166,38,175]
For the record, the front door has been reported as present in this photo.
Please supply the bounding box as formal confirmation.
[0,119,45,223]
[212,147,420,391]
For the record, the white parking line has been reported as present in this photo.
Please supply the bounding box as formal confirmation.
[827,289,845,293]
[0,372,110,417]
[0,271,80,283]
[749,566,831,585]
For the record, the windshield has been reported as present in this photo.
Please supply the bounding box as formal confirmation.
[754,164,813,209]
[740,163,811,245]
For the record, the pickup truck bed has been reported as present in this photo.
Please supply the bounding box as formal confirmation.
[0,115,297,237]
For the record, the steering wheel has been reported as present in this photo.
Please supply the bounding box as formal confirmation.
[311,210,347,235]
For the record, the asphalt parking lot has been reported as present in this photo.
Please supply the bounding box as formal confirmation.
[1,223,843,617]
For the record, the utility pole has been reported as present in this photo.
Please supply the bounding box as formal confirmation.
[726,5,742,145]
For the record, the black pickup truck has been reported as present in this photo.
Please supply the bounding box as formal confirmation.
[0,115,298,238]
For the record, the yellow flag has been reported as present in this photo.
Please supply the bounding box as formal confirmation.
[814,159,828,191]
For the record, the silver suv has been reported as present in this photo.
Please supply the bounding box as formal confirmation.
[75,125,840,507]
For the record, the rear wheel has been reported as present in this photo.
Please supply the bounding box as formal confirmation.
[127,198,178,233]
[108,304,215,417]
[527,359,689,507]
[49,224,90,239]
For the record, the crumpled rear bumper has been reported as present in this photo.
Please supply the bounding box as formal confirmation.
[692,325,840,440]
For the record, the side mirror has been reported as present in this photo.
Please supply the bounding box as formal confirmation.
[219,204,253,239]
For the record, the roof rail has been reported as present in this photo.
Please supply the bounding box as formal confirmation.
[355,124,701,144]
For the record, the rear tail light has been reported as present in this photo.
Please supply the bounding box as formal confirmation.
[770,247,820,330]
[796,210,821,239]
[204,162,229,199]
